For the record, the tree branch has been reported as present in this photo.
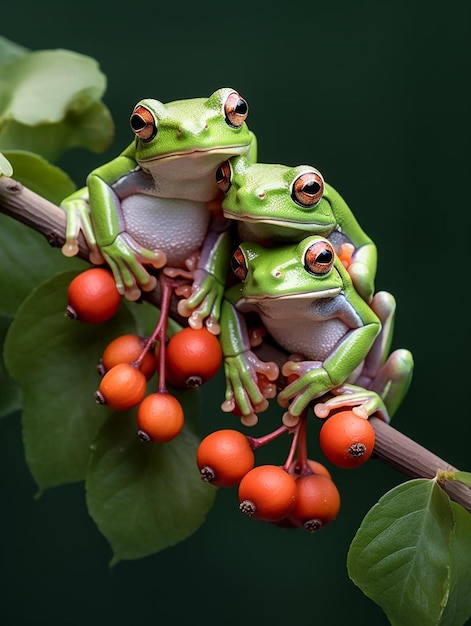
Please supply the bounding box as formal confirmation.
[1,175,470,513]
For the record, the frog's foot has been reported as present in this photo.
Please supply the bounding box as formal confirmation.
[101,234,166,301]
[313,384,390,423]
[176,270,224,335]
[279,359,332,418]
[222,351,279,426]
[61,198,106,263]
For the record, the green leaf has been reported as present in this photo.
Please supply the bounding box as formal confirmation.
[4,270,136,492]
[0,36,28,66]
[0,48,114,161]
[86,390,215,564]
[347,479,456,626]
[2,150,76,203]
[440,501,471,626]
[0,151,13,176]
[0,213,86,317]
[0,315,22,417]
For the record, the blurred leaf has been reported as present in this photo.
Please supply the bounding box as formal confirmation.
[0,151,13,176]
[0,315,22,417]
[0,35,28,66]
[347,479,460,626]
[0,48,114,161]
[0,213,86,317]
[86,389,215,565]
[3,150,76,202]
[4,270,137,492]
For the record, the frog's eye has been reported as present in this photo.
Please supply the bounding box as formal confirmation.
[304,240,335,275]
[216,161,232,193]
[224,92,249,128]
[291,171,325,208]
[231,247,248,281]
[130,105,157,142]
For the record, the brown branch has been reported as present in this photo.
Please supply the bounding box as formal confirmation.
[1,175,470,513]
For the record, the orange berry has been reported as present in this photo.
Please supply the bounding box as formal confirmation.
[288,474,341,532]
[136,392,184,443]
[319,410,375,469]
[101,334,157,380]
[196,429,255,487]
[238,465,297,522]
[66,268,121,324]
[165,327,222,388]
[96,363,146,411]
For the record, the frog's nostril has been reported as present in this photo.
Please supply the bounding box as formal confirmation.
[258,192,266,199]
[271,270,282,279]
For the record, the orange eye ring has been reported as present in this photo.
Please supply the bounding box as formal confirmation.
[291,170,324,207]
[231,247,248,281]
[224,91,249,128]
[304,240,335,275]
[130,105,157,142]
[216,160,232,193]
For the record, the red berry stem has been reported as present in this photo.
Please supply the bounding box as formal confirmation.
[282,409,308,474]
[133,274,182,394]
[293,411,313,477]
[246,424,289,450]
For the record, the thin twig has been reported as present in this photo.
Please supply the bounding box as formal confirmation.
[1,175,470,513]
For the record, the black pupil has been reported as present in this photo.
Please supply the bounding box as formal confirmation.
[317,249,333,265]
[131,114,146,131]
[215,166,226,183]
[231,255,242,274]
[303,180,321,196]
[235,99,247,115]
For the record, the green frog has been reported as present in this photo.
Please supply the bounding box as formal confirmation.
[61,88,256,330]
[220,236,413,426]
[216,155,377,302]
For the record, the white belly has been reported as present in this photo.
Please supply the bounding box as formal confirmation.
[120,194,210,267]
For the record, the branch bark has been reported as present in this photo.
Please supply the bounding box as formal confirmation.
[1,175,470,513]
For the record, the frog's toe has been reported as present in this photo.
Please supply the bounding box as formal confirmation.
[61,241,79,257]
[140,275,158,292]
[124,285,142,301]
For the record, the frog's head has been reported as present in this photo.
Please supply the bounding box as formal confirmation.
[231,236,347,302]
[130,88,253,165]
[217,156,339,238]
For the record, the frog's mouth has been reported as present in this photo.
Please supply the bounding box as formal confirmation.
[139,143,252,163]
[245,287,342,303]
[223,212,331,231]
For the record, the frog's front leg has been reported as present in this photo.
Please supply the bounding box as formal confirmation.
[177,214,233,334]
[219,294,279,426]
[61,187,105,265]
[87,172,167,301]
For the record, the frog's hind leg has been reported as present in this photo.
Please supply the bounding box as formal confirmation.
[354,290,414,419]
[366,348,414,419]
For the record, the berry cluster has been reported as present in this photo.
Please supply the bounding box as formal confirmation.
[196,407,375,531]
[66,267,222,444]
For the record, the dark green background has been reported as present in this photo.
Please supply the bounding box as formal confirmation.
[1,1,470,624]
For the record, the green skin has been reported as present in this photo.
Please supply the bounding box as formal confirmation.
[220,236,413,426]
[219,155,377,302]
[61,88,256,328]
